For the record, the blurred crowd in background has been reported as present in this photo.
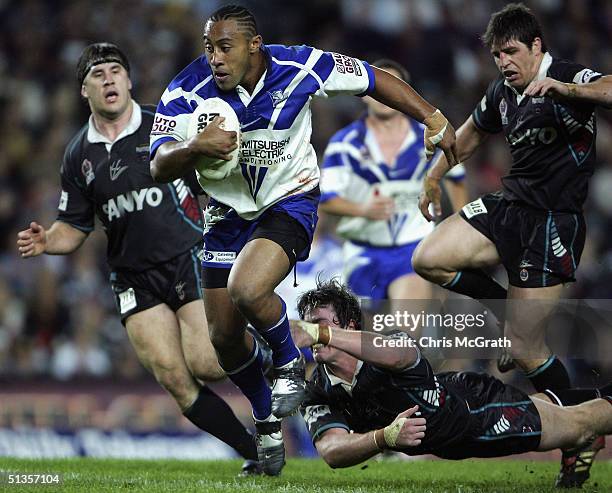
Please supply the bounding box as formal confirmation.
[1,0,611,388]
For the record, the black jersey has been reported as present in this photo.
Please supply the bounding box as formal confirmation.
[57,102,203,271]
[300,334,472,455]
[472,53,602,212]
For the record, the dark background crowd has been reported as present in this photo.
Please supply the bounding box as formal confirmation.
[0,0,611,390]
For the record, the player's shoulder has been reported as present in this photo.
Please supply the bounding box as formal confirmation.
[62,123,90,168]
[486,74,506,99]
[548,56,601,84]
[164,56,213,95]
[266,44,320,65]
[137,103,157,133]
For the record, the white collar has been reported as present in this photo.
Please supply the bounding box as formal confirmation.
[324,360,363,395]
[236,70,267,106]
[504,52,553,102]
[87,100,141,145]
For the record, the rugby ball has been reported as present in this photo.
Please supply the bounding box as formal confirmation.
[187,97,241,181]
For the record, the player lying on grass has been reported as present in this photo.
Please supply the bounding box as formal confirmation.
[294,280,611,485]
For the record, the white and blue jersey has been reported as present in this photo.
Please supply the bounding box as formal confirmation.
[320,116,465,298]
[151,44,375,220]
[320,116,465,247]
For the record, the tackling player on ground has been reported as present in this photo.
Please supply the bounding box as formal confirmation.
[16,43,261,475]
[412,4,611,485]
[295,280,612,486]
[149,5,458,475]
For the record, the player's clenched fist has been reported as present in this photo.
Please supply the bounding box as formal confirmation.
[17,222,47,258]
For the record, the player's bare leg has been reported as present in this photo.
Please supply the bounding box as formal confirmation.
[412,213,501,285]
[532,395,611,451]
[205,278,285,476]
[229,237,305,417]
[388,272,432,300]
[126,304,200,409]
[413,213,509,368]
[530,394,612,488]
[177,299,224,382]
[127,302,260,470]
[505,284,564,374]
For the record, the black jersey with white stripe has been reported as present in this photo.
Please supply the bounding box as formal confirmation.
[57,102,203,271]
[300,333,471,455]
[472,53,602,212]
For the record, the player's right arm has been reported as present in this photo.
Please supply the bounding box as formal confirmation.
[17,221,88,257]
[150,117,237,183]
[313,406,426,468]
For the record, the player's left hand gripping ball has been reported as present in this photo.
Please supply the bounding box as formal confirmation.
[423,109,458,166]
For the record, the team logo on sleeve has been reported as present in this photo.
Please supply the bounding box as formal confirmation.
[303,405,332,428]
[81,159,95,185]
[573,68,602,84]
[331,53,362,76]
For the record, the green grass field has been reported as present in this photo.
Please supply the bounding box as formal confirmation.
[1,458,611,493]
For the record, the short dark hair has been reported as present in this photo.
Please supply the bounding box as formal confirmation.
[297,278,362,331]
[77,42,130,86]
[207,4,258,38]
[482,3,547,53]
[372,58,410,84]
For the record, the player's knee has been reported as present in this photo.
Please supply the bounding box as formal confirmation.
[412,242,443,280]
[189,358,225,383]
[152,362,193,401]
[227,277,268,313]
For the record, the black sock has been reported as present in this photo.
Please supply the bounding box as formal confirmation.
[543,388,601,406]
[183,386,257,461]
[443,269,507,324]
[525,356,571,392]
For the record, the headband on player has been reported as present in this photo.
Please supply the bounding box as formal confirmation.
[76,43,130,86]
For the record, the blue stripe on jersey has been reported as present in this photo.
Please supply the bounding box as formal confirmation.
[150,136,175,159]
[312,52,336,85]
[323,117,439,185]
[274,73,321,130]
[166,56,212,93]
[469,400,532,414]
[358,62,376,96]
[166,183,204,234]
[476,431,541,441]
[267,44,315,66]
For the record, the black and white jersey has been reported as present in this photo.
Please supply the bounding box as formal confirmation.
[57,102,203,271]
[472,53,602,212]
[300,333,471,455]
